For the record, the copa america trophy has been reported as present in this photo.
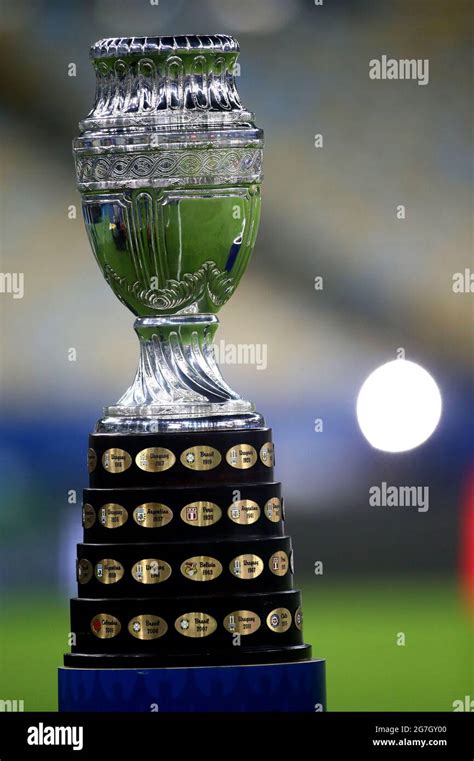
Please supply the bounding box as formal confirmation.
[58,35,326,712]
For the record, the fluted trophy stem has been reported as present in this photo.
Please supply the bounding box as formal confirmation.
[96,314,264,433]
[107,315,256,416]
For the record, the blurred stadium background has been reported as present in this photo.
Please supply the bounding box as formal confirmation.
[0,0,472,710]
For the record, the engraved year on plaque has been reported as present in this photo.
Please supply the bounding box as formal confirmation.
[180,446,222,471]
[180,556,222,582]
[269,550,289,576]
[94,559,124,584]
[180,501,222,527]
[98,503,128,529]
[135,447,175,473]
[102,448,132,474]
[264,497,282,523]
[128,615,168,640]
[90,613,121,639]
[133,503,173,528]
[229,554,264,580]
[226,444,257,469]
[267,607,292,633]
[223,610,261,635]
[175,612,217,638]
[227,499,260,525]
[131,558,172,584]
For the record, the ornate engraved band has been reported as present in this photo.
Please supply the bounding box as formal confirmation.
[75,147,263,190]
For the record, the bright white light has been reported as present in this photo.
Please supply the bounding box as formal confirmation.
[356,359,442,452]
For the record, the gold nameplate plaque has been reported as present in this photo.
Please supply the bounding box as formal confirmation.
[229,554,264,580]
[98,503,128,529]
[259,442,274,467]
[77,558,93,584]
[175,612,217,638]
[266,607,292,633]
[133,503,173,528]
[90,614,121,639]
[128,615,168,640]
[223,610,261,635]
[294,607,303,631]
[135,447,175,473]
[131,559,172,584]
[225,444,257,469]
[264,497,282,522]
[180,446,222,471]
[269,550,289,576]
[82,503,96,529]
[227,499,261,525]
[180,556,222,582]
[94,559,124,584]
[102,448,132,474]
[180,501,222,526]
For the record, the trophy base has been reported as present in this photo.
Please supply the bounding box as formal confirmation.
[64,424,323,712]
[63,643,312,669]
[97,409,265,433]
[58,659,326,712]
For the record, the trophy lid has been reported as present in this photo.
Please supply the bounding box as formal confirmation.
[80,33,253,133]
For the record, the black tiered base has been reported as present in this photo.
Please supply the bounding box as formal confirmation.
[64,427,314,672]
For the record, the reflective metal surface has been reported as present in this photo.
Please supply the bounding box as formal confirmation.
[74,35,264,431]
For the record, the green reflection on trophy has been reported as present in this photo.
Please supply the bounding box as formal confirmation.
[74,36,264,430]
[81,179,261,318]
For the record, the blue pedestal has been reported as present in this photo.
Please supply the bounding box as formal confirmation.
[59,659,326,712]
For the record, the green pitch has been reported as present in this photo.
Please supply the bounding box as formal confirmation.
[0,578,471,711]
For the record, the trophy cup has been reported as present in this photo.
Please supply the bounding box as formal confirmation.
[58,35,326,712]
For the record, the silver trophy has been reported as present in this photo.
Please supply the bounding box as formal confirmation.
[73,35,264,432]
